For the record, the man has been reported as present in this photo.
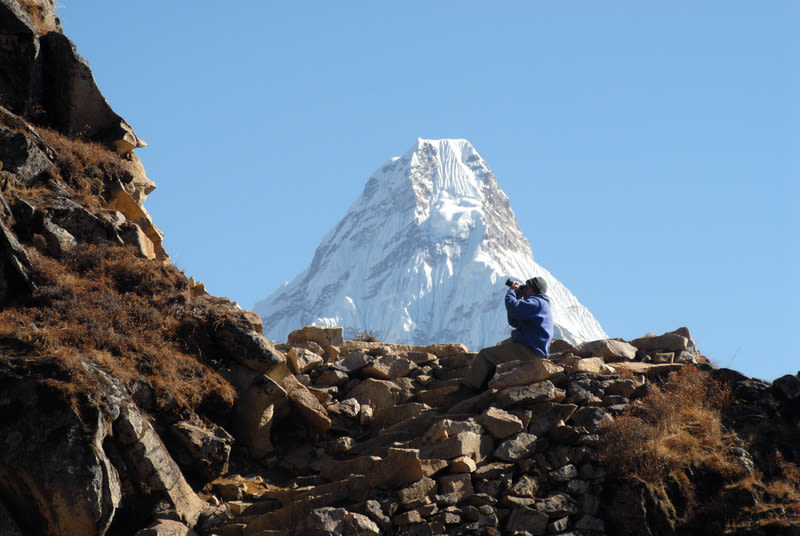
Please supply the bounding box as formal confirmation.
[460,276,554,394]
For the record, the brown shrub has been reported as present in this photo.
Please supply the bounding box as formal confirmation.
[35,127,128,209]
[600,366,741,482]
[0,243,235,414]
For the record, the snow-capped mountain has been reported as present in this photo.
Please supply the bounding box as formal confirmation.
[255,138,606,350]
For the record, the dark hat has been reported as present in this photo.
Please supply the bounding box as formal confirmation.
[525,276,547,295]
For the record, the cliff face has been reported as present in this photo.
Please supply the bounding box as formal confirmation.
[1,2,799,536]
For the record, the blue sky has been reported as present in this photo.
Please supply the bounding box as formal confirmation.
[57,2,797,381]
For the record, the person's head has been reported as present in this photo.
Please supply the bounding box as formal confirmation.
[523,276,547,297]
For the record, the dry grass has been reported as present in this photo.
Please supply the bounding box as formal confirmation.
[35,126,128,209]
[600,365,800,530]
[600,365,739,482]
[0,243,236,413]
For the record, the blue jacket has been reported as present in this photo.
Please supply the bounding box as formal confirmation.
[505,288,553,357]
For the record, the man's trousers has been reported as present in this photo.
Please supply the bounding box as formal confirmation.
[462,338,545,391]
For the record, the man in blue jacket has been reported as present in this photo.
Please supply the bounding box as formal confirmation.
[460,276,554,393]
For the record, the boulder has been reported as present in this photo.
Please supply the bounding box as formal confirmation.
[438,473,474,502]
[630,328,695,354]
[422,431,491,462]
[496,380,566,408]
[0,377,121,536]
[115,405,208,527]
[0,215,35,303]
[362,354,417,379]
[569,406,614,433]
[287,346,324,374]
[506,506,548,535]
[233,371,289,458]
[106,183,165,259]
[396,477,437,506]
[494,433,537,462]
[348,378,401,414]
[295,507,379,536]
[281,375,332,434]
[477,407,524,439]
[288,326,344,348]
[576,338,637,362]
[0,127,54,183]
[562,356,615,375]
[772,374,800,400]
[488,358,563,389]
[166,421,233,485]
[134,519,196,536]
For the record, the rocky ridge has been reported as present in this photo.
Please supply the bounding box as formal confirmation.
[1,2,799,535]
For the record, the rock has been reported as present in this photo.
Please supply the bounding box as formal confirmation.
[338,350,372,373]
[115,405,208,527]
[209,308,285,373]
[550,339,577,354]
[601,476,678,536]
[562,356,615,375]
[0,498,23,536]
[406,351,437,364]
[369,448,427,487]
[527,402,579,436]
[0,215,35,303]
[281,375,332,434]
[106,184,165,259]
[509,474,539,498]
[576,338,637,362]
[233,372,289,458]
[569,407,614,433]
[549,464,578,484]
[574,514,605,531]
[488,358,563,389]
[474,462,514,480]
[0,377,121,536]
[328,397,360,418]
[630,329,693,354]
[495,380,565,408]
[373,402,430,428]
[772,374,800,400]
[423,431,492,462]
[362,354,417,379]
[605,378,637,397]
[0,127,54,183]
[506,506,548,535]
[287,346,324,374]
[477,407,524,439]
[397,477,437,506]
[288,326,344,348]
[348,378,401,414]
[450,456,477,473]
[550,424,581,444]
[363,499,391,530]
[438,473,474,502]
[295,507,379,536]
[315,368,349,386]
[166,420,233,485]
[494,433,537,462]
[134,519,196,536]
[534,492,577,517]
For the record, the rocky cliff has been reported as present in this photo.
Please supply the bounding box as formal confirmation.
[0,2,798,535]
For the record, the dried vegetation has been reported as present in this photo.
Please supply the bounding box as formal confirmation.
[600,365,800,532]
[0,244,235,413]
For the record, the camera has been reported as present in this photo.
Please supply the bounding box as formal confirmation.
[505,279,520,288]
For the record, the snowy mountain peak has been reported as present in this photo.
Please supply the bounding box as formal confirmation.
[255,139,606,349]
